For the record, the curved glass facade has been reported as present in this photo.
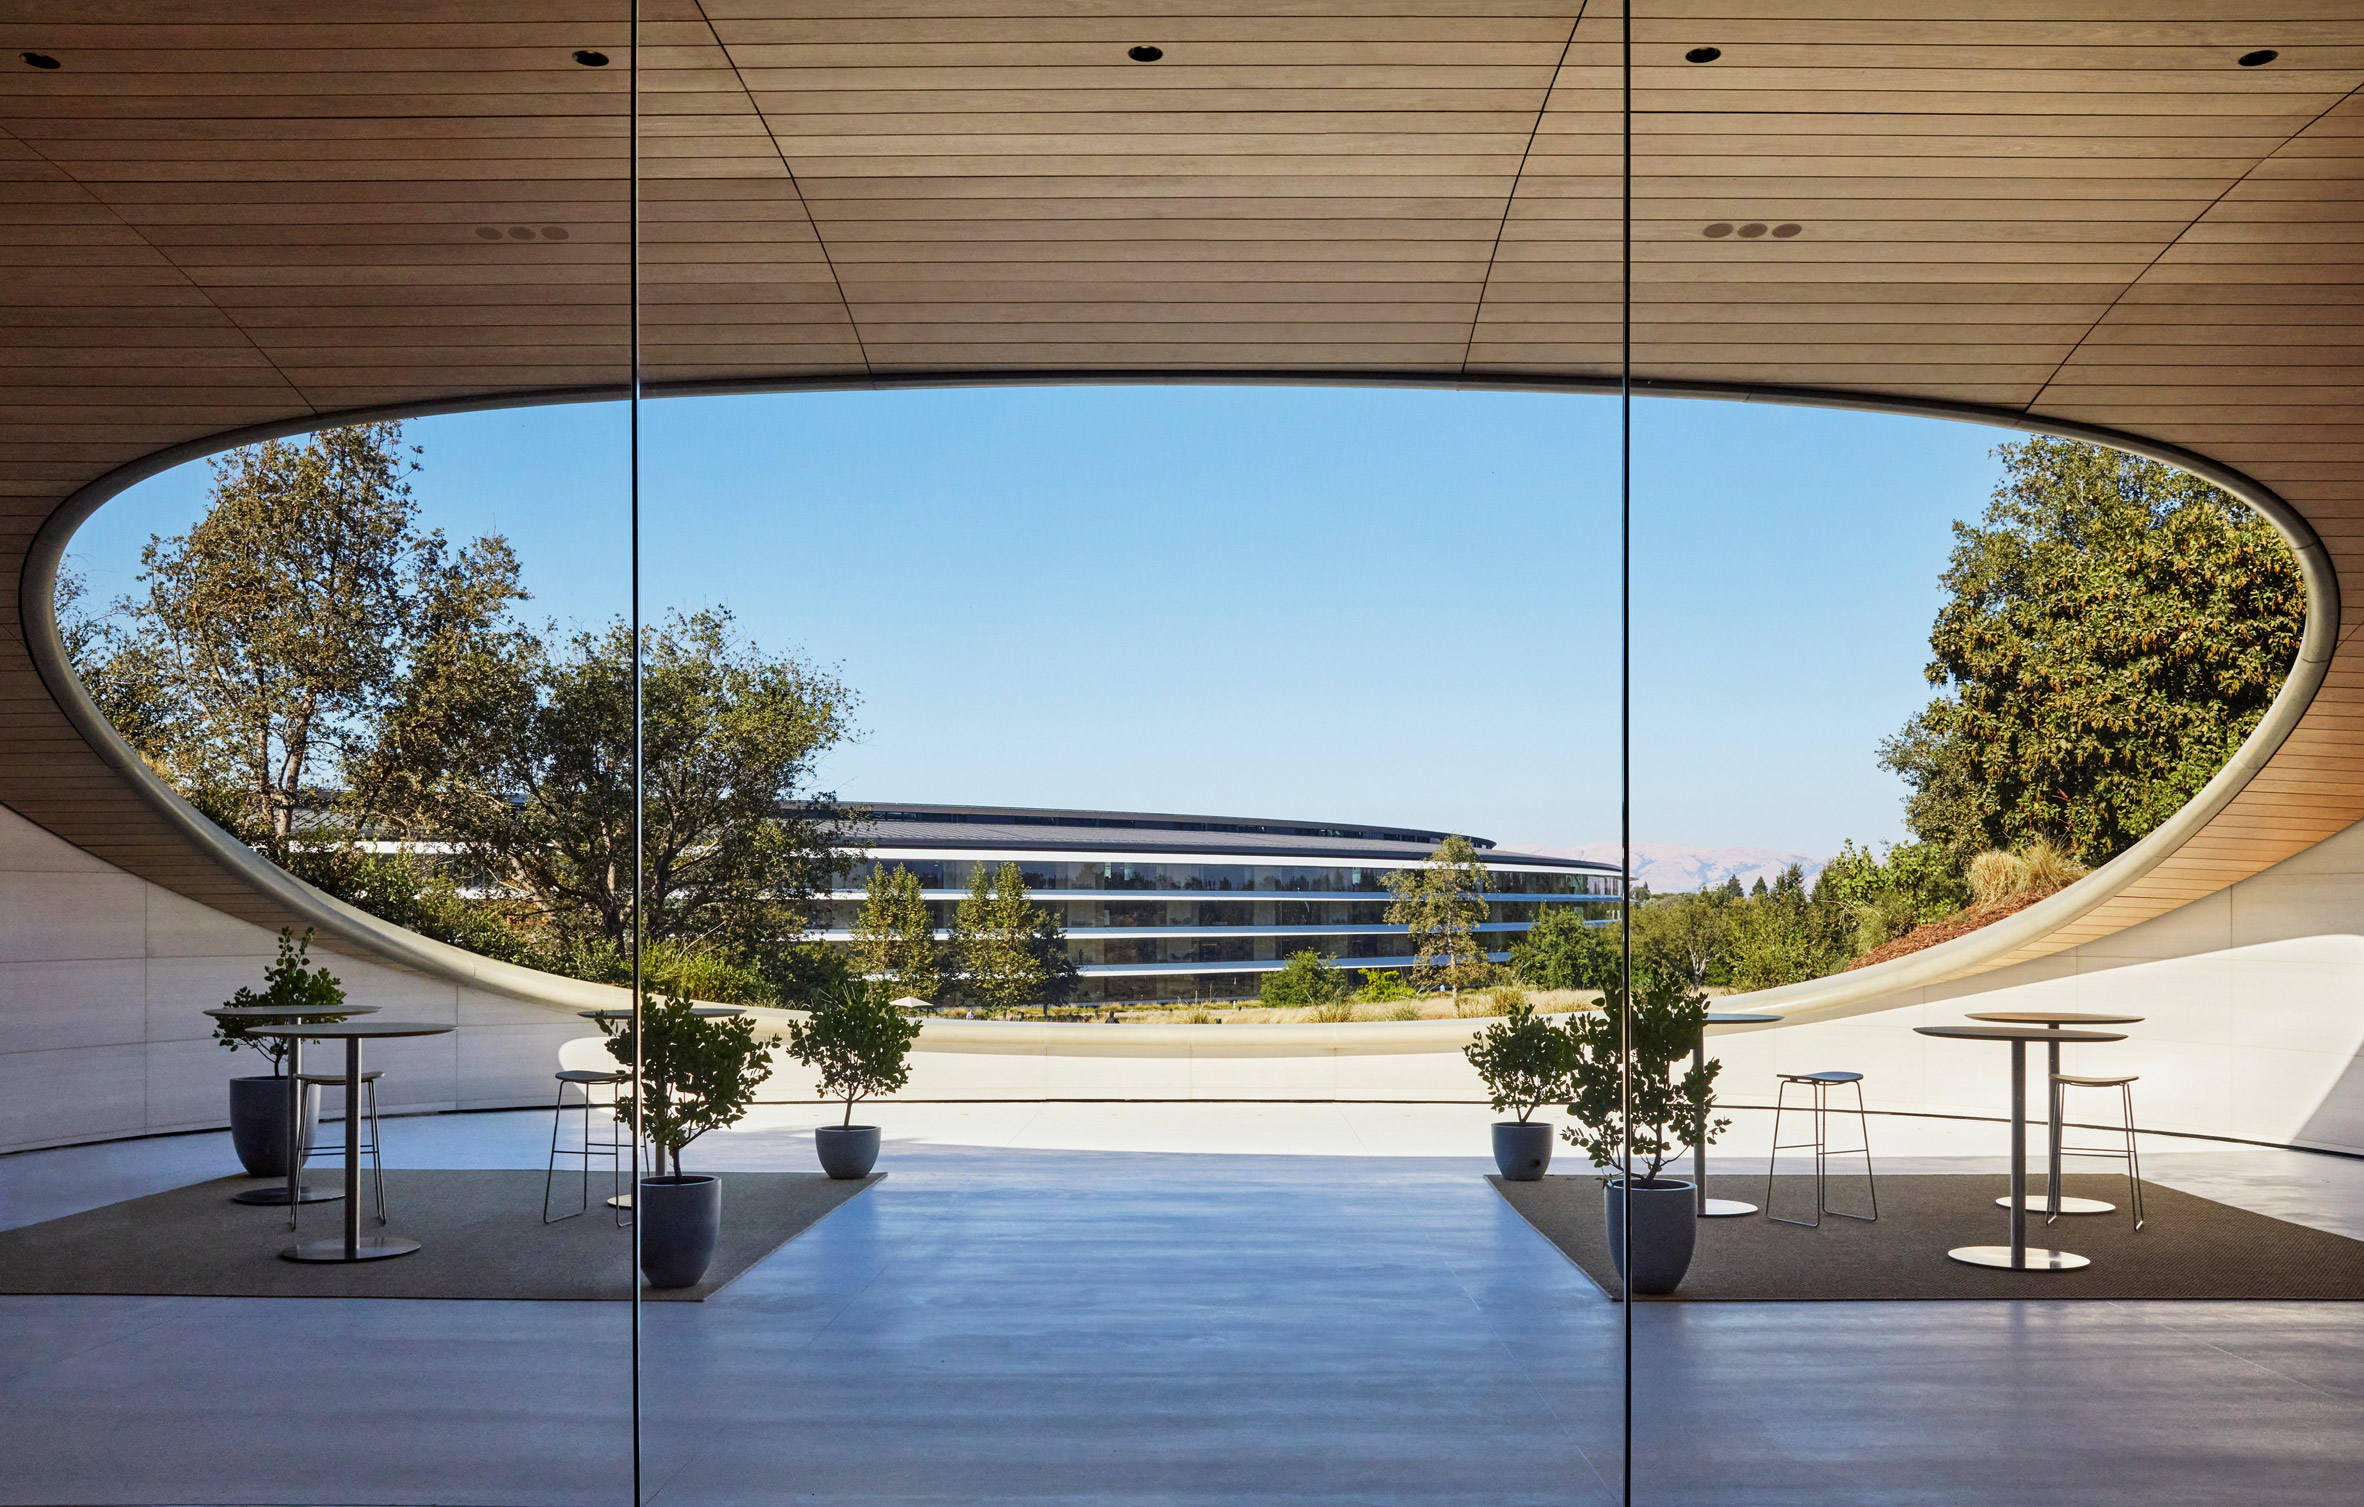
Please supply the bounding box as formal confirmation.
[822,806,1619,1005]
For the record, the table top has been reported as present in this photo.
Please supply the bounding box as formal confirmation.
[1966,1010,2144,1026]
[1704,1013,1784,1026]
[242,1020,456,1040]
[1916,1024,2127,1044]
[206,1004,380,1019]
[577,1007,745,1020]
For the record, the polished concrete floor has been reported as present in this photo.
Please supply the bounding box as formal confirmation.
[2,1105,2361,1505]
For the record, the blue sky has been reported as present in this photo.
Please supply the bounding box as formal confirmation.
[69,385,2005,859]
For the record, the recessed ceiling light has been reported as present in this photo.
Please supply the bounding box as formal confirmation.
[21,51,61,69]
[540,226,570,240]
[1702,223,1734,238]
[573,49,609,67]
[507,227,536,241]
[1128,45,1163,62]
[1772,223,1802,238]
[1737,223,1768,238]
[2237,49,2278,67]
[474,227,502,241]
[1685,47,1721,64]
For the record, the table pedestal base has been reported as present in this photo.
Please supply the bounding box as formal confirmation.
[282,1234,420,1263]
[1947,1244,2090,1271]
[1700,1198,1758,1218]
[1996,1194,2116,1215]
[231,1185,342,1206]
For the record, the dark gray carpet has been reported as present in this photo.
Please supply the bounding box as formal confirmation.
[0,1169,879,1302]
[1490,1173,2364,1301]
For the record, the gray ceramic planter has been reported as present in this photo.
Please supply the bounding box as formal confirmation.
[638,1175,721,1289]
[228,1074,319,1178]
[815,1125,881,1179]
[1491,1121,1554,1180]
[1604,1177,1698,1296]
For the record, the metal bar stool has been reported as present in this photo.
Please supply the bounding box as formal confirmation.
[1764,1071,1878,1227]
[297,1068,385,1223]
[2051,1073,2145,1230]
[544,1068,629,1224]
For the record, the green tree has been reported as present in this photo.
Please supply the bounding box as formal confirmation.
[1384,834,1495,999]
[73,423,525,855]
[1633,890,1732,987]
[1353,968,1416,1004]
[1511,905,1619,992]
[1722,864,1846,990]
[851,865,943,1004]
[1881,436,2303,867]
[1560,963,1726,1182]
[1464,998,1574,1123]
[605,994,771,1177]
[1260,950,1350,1013]
[952,861,1051,1012]
[213,927,351,1075]
[385,606,859,986]
[784,984,924,1127]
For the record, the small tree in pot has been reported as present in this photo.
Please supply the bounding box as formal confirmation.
[214,928,351,1178]
[603,994,770,1289]
[1465,997,1574,1180]
[785,983,922,1179]
[1561,963,1727,1296]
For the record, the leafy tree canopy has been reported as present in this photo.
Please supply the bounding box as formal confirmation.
[1880,436,2302,867]
[1510,905,1619,992]
[1384,835,1495,996]
[1260,949,1348,1009]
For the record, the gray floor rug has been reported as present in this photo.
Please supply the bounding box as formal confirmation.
[0,1169,878,1302]
[1490,1172,2364,1301]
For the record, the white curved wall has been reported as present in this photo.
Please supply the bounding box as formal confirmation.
[0,803,591,1153]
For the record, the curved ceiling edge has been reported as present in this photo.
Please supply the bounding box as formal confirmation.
[20,373,2335,1017]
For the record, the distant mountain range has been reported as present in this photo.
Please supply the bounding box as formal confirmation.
[1502,841,1829,895]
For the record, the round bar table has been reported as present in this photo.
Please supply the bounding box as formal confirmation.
[1914,1024,2127,1271]
[1694,1013,1783,1217]
[1965,1010,2144,1217]
[246,1021,455,1263]
[205,1004,380,1207]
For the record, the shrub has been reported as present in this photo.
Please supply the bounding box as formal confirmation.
[1562,964,1727,1182]
[1304,997,1358,1024]
[1459,983,1525,1019]
[1260,950,1348,1010]
[1384,1002,1421,1021]
[1967,849,2027,905]
[1354,968,1415,1004]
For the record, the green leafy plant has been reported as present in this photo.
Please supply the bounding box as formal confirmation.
[1353,968,1415,1004]
[1463,998,1574,1123]
[606,994,771,1177]
[1260,949,1349,1014]
[784,983,924,1128]
[1511,906,1619,992]
[214,927,349,1075]
[1560,964,1727,1183]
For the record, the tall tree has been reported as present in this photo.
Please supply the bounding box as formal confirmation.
[383,606,859,980]
[1881,436,2303,866]
[1384,835,1494,999]
[1633,889,1732,987]
[1510,905,1619,992]
[851,864,943,1004]
[74,422,524,848]
[952,861,1052,1012]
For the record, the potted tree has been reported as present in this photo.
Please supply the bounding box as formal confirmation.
[214,928,350,1178]
[1561,964,1727,1295]
[604,994,771,1289]
[1464,996,1573,1180]
[784,983,923,1179]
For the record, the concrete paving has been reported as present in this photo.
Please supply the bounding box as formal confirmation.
[1,1105,2360,1504]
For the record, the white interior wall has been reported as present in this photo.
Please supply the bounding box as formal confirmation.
[0,803,584,1153]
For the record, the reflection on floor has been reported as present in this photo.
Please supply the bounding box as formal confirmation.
[2,1103,2360,1505]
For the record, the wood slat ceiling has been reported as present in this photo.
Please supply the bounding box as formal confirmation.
[1,0,2360,979]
